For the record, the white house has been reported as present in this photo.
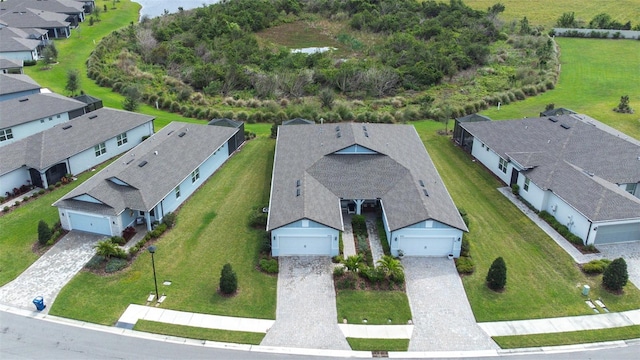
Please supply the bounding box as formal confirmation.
[459,114,640,246]
[0,92,87,147]
[54,121,243,236]
[0,108,154,197]
[267,122,467,257]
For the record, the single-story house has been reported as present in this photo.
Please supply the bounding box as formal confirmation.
[1,0,85,27]
[267,122,468,257]
[459,114,640,246]
[453,113,491,152]
[0,92,87,146]
[282,118,315,126]
[0,73,41,101]
[207,118,244,154]
[0,28,41,61]
[73,93,103,113]
[54,121,243,236]
[0,58,24,74]
[0,8,71,39]
[0,108,154,197]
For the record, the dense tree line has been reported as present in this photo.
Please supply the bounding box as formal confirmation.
[89,0,501,99]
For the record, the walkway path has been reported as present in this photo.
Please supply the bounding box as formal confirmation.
[403,257,498,351]
[365,214,384,266]
[342,214,357,258]
[260,257,350,350]
[0,231,103,313]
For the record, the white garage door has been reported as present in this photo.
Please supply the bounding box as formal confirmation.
[595,223,640,244]
[68,212,111,236]
[276,235,332,256]
[399,236,454,257]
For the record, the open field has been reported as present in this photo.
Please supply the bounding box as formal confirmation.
[464,0,640,29]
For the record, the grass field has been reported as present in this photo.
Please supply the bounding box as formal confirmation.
[463,0,640,29]
[493,325,640,349]
[481,37,640,140]
[49,136,277,324]
[347,338,409,351]
[336,290,412,325]
[134,320,265,345]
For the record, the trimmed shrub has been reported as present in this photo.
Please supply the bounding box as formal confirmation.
[38,220,52,245]
[582,259,611,274]
[219,263,238,294]
[461,237,471,257]
[511,184,520,195]
[110,236,126,246]
[3,206,9,212]
[359,265,384,283]
[105,258,128,273]
[351,215,367,237]
[456,256,475,274]
[333,265,345,277]
[162,212,177,228]
[259,258,278,274]
[85,255,105,270]
[603,258,628,291]
[486,257,507,290]
[514,89,526,100]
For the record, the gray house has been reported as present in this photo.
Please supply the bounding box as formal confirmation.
[0,73,41,101]
[267,123,467,257]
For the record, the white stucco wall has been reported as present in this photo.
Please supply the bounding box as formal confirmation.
[470,138,513,184]
[0,115,70,147]
[517,174,547,210]
[543,192,591,242]
[0,50,37,62]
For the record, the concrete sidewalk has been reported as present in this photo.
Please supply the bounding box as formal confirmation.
[480,309,640,336]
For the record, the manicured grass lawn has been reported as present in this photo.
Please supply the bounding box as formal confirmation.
[464,0,640,29]
[0,160,114,286]
[493,325,640,349]
[134,320,265,345]
[481,38,640,140]
[336,290,412,325]
[413,120,640,322]
[49,136,277,324]
[347,338,409,351]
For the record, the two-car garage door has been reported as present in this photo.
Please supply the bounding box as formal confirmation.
[275,235,332,256]
[68,212,112,236]
[595,223,640,244]
[398,236,454,257]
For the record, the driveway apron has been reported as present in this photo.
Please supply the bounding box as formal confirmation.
[403,257,498,351]
[0,231,103,313]
[260,256,350,350]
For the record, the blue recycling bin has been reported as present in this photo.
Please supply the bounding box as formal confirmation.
[33,296,46,311]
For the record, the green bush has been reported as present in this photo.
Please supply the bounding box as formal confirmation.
[38,220,52,245]
[128,246,140,256]
[260,232,271,254]
[259,258,278,274]
[249,211,268,228]
[461,237,471,257]
[514,89,526,100]
[85,255,105,269]
[336,273,357,290]
[162,212,177,228]
[456,256,475,274]
[38,189,45,195]
[219,263,238,294]
[333,265,345,277]
[359,265,384,283]
[486,256,507,290]
[149,223,167,238]
[110,236,126,245]
[511,184,520,195]
[3,206,9,212]
[105,258,128,273]
[351,215,367,237]
[603,258,628,291]
[582,259,611,274]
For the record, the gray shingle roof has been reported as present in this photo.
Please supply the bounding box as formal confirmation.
[0,58,23,70]
[282,118,315,125]
[0,33,41,52]
[0,108,154,176]
[0,92,85,128]
[0,73,40,96]
[55,122,239,215]
[267,123,467,232]
[0,8,70,29]
[208,118,243,128]
[461,114,640,221]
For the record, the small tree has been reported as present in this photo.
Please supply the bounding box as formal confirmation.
[318,88,335,110]
[93,6,101,21]
[342,254,364,272]
[122,86,141,111]
[41,46,57,68]
[602,258,628,292]
[95,240,119,259]
[38,220,52,245]
[545,103,555,111]
[486,257,507,290]
[614,95,633,114]
[219,263,238,294]
[377,255,404,282]
[65,69,80,95]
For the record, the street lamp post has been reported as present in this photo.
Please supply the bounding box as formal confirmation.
[147,245,159,301]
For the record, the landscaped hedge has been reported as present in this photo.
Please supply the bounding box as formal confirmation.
[582,259,611,274]
[538,211,583,245]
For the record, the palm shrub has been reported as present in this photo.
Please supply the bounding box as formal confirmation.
[602,258,629,292]
[37,220,52,245]
[377,255,404,283]
[219,263,238,295]
[486,257,507,290]
[94,240,119,259]
[342,254,363,272]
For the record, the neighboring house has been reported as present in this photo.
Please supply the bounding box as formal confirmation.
[75,0,96,14]
[0,92,86,146]
[0,58,24,74]
[0,73,41,101]
[282,118,315,126]
[539,107,577,117]
[0,0,85,27]
[459,114,640,246]
[267,122,468,257]
[0,8,71,39]
[73,94,103,112]
[207,118,245,154]
[0,108,154,197]
[0,28,41,61]
[453,113,491,151]
[54,121,243,236]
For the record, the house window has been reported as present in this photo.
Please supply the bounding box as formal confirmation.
[175,186,181,199]
[40,119,45,123]
[57,114,61,118]
[498,158,508,173]
[116,132,128,146]
[524,177,530,191]
[0,128,13,142]
[191,168,200,183]
[49,117,53,121]
[94,142,106,157]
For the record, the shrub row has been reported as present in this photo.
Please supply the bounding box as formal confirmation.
[582,259,611,274]
[539,211,583,245]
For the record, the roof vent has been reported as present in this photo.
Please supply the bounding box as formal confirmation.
[560,124,571,129]
[548,117,558,123]
[154,151,158,155]
[19,98,29,102]
[337,132,341,138]
[296,179,301,187]
[296,188,301,197]
[419,180,425,187]
[125,159,134,165]
[423,189,429,196]
[167,130,174,136]
[89,115,97,119]
[335,126,340,132]
[364,131,369,137]
[363,125,367,131]
[62,125,72,130]
[178,132,186,137]
[138,160,148,167]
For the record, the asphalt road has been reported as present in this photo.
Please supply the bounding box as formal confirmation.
[1,310,639,360]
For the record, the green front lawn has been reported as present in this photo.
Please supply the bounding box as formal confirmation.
[347,338,409,352]
[49,136,277,324]
[134,320,265,345]
[336,290,412,325]
[493,325,640,349]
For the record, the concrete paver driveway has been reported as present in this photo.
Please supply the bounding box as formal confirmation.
[597,241,640,289]
[260,256,350,350]
[0,231,103,313]
[403,257,498,351]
